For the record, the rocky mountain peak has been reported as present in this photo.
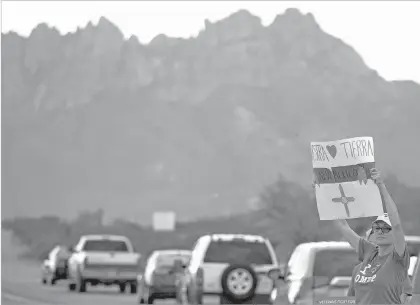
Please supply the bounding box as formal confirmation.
[2,9,419,222]
[198,9,263,46]
[29,22,61,37]
[270,8,320,32]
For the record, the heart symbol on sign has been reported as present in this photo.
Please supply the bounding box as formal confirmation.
[326,145,337,158]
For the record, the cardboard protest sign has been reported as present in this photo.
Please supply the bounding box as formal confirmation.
[311,136,384,220]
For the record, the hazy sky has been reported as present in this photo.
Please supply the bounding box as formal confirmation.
[2,1,420,83]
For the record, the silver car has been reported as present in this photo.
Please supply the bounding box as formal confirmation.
[41,245,72,285]
[138,249,191,304]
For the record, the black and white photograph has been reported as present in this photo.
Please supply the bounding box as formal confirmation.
[1,1,420,304]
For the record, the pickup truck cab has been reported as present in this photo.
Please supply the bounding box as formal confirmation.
[67,234,141,293]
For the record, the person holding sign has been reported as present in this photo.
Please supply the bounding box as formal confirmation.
[332,168,409,304]
[347,228,413,303]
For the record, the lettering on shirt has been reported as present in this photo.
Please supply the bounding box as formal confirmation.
[355,274,377,284]
[355,261,383,285]
[359,264,372,275]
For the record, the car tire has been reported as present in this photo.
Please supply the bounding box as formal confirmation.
[197,290,203,304]
[119,283,126,293]
[130,283,138,294]
[187,282,203,304]
[75,273,87,293]
[220,264,258,303]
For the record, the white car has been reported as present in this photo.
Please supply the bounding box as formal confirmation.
[269,241,360,305]
[67,234,141,293]
[183,234,279,304]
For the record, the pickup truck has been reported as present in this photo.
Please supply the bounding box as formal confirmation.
[67,234,141,293]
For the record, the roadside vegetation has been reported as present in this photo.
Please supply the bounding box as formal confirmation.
[3,173,418,265]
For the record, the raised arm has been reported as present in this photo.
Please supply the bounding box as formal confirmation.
[332,219,361,252]
[371,168,406,257]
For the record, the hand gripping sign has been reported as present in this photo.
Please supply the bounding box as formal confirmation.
[311,137,384,220]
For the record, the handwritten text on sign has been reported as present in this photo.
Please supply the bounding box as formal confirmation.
[311,138,374,167]
[310,137,383,220]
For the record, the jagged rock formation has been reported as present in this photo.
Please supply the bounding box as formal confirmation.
[2,9,419,223]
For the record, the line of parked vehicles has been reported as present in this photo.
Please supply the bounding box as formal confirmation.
[41,233,420,304]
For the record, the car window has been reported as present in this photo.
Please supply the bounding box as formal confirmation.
[203,239,273,265]
[313,248,359,280]
[407,241,420,257]
[56,246,70,258]
[156,254,191,268]
[82,240,129,252]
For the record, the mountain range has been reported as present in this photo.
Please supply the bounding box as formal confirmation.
[2,8,420,224]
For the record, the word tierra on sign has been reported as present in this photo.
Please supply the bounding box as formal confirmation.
[311,138,374,162]
[340,139,374,159]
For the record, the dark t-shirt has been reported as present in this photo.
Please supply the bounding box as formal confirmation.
[348,262,413,297]
[352,238,410,304]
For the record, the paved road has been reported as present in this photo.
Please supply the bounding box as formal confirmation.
[2,258,147,305]
[1,231,170,305]
[0,232,271,305]
[1,258,226,305]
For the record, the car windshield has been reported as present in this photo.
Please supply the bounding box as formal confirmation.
[156,253,190,268]
[56,247,71,258]
[203,240,273,265]
[83,240,129,252]
[313,248,359,279]
[407,241,420,257]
